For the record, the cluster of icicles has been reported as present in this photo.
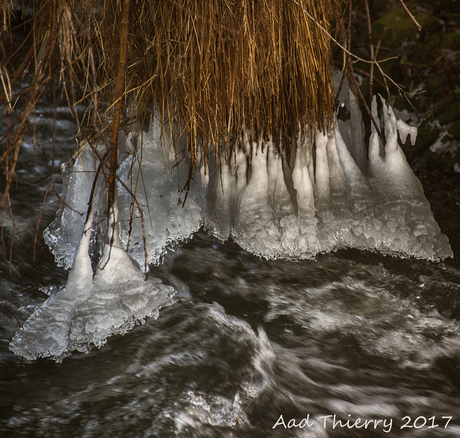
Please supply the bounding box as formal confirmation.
[10,94,453,362]
[206,95,452,262]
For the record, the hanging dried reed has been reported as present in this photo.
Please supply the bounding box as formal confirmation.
[1,0,341,215]
[125,0,340,164]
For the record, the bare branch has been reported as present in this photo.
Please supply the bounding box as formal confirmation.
[399,0,422,32]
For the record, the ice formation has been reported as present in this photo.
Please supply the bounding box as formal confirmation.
[45,92,452,273]
[10,204,177,362]
[43,143,101,270]
[205,95,453,261]
[10,90,453,362]
[45,118,205,273]
[116,116,205,269]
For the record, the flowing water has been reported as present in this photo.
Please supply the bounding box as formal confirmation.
[2,226,460,437]
[2,56,460,438]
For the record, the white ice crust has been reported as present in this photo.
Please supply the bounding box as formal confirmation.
[11,205,177,362]
[205,96,452,261]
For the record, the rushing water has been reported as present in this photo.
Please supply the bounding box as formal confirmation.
[2,227,460,437]
[2,57,460,438]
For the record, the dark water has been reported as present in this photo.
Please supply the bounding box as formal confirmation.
[2,229,460,437]
[2,58,460,438]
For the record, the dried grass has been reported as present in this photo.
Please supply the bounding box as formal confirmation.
[1,0,341,215]
[1,1,13,39]
[126,0,340,164]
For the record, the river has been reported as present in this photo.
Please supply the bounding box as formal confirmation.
[2,43,460,438]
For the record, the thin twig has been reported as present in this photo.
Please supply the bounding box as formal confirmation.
[108,0,130,218]
[364,0,374,101]
[399,0,422,32]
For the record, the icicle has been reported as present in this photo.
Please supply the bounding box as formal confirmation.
[233,138,282,258]
[348,91,368,173]
[229,147,248,231]
[313,131,341,250]
[326,132,347,199]
[205,160,235,240]
[368,96,383,164]
[169,145,175,162]
[314,131,331,206]
[292,135,319,255]
[44,143,99,270]
[397,119,417,146]
[334,123,372,202]
[65,209,94,303]
[235,140,270,224]
[267,141,278,209]
[233,148,248,208]
[324,132,355,248]
[267,142,294,221]
[200,160,209,188]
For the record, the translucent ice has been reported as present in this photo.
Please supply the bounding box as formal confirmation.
[116,116,205,270]
[44,143,101,270]
[45,117,205,275]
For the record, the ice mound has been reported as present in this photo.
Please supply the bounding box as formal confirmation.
[204,95,453,261]
[10,207,177,362]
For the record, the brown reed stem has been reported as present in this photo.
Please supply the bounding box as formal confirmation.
[399,0,422,31]
[364,0,374,102]
[108,0,130,214]
[0,0,56,216]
